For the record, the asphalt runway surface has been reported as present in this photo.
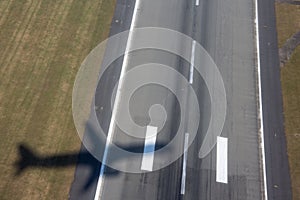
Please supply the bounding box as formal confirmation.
[257,0,292,199]
[69,0,292,199]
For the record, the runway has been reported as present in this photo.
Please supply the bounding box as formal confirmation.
[69,0,292,199]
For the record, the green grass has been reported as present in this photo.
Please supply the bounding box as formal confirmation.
[0,0,116,199]
[276,3,300,200]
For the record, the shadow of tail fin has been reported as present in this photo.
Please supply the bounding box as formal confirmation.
[14,144,39,175]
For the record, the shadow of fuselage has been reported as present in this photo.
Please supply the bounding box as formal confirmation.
[14,141,167,191]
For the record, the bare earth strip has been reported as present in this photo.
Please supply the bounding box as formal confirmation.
[0,0,116,199]
[275,2,300,199]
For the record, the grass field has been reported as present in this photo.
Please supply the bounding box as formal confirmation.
[275,3,300,199]
[0,0,115,199]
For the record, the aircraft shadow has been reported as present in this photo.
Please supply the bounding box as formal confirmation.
[14,121,168,192]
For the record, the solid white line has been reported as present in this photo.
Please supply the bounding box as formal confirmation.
[141,126,158,171]
[254,0,268,199]
[189,40,196,84]
[180,133,189,195]
[94,0,141,199]
[195,0,199,6]
[216,136,228,184]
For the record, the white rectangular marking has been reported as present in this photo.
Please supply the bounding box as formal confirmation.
[189,40,196,84]
[141,126,158,171]
[180,133,189,195]
[195,0,199,6]
[216,136,228,184]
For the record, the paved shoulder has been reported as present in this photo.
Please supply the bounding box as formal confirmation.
[257,0,292,199]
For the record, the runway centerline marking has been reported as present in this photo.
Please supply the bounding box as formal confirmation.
[216,136,228,184]
[189,40,196,84]
[141,126,158,171]
[180,133,189,195]
[94,0,141,199]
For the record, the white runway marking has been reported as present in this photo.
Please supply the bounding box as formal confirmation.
[195,0,199,6]
[189,40,196,84]
[180,133,189,195]
[94,0,141,199]
[255,0,268,198]
[216,136,228,184]
[141,126,158,171]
